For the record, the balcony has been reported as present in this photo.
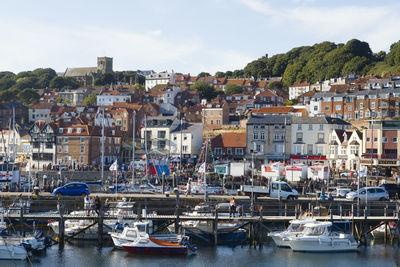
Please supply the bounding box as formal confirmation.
[362,154,398,159]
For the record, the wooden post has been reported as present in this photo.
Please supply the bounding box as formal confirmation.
[339,202,342,217]
[258,206,263,248]
[213,210,218,246]
[59,214,65,247]
[98,200,103,246]
[175,188,180,234]
[20,207,25,237]
[384,222,387,244]
[284,203,287,217]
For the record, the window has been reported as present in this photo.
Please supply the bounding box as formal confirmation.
[382,137,388,143]
[157,131,166,139]
[254,125,259,129]
[45,143,53,149]
[216,120,221,124]
[63,137,68,143]
[297,125,302,130]
[80,137,85,143]
[335,105,341,111]
[260,132,265,140]
[319,124,323,131]
[274,132,281,141]
[235,148,244,155]
[366,137,370,142]
[215,147,222,155]
[80,156,84,163]
[253,132,258,140]
[360,103,363,109]
[64,156,68,163]
[324,105,329,111]
[57,146,62,153]
[64,145,68,153]
[374,137,378,142]
[348,113,352,119]
[182,146,188,152]
[360,111,363,119]
[318,133,324,142]
[157,140,166,149]
[393,137,398,143]
[59,128,63,134]
[308,124,313,130]
[371,102,375,109]
[57,137,62,144]
[227,148,232,155]
[296,132,303,142]
[348,105,352,111]
[307,144,313,154]
[350,145,358,155]
[80,146,84,153]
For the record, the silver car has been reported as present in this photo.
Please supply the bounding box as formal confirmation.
[346,187,389,202]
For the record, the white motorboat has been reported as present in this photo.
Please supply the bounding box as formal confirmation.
[287,222,359,252]
[371,222,398,239]
[0,238,27,260]
[110,221,186,249]
[48,199,137,240]
[268,218,316,247]
[119,226,196,255]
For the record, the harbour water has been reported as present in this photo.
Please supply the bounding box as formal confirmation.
[12,241,400,267]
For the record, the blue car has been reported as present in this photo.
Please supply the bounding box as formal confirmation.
[53,182,90,196]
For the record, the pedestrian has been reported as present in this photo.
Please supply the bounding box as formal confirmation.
[94,196,100,215]
[328,193,334,201]
[230,197,236,217]
[84,194,91,215]
[186,178,192,196]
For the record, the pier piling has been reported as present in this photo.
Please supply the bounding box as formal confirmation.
[98,200,103,246]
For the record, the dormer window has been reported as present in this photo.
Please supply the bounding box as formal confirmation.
[77,128,82,134]
[59,128,63,134]
[68,128,73,133]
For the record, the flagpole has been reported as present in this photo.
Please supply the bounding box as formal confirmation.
[132,110,136,186]
[101,108,105,185]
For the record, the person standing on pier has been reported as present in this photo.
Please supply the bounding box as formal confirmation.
[230,197,236,217]
[186,178,192,196]
[84,194,91,215]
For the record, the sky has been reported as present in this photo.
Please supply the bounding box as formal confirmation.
[1,0,400,75]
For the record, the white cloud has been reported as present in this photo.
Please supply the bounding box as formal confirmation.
[238,0,400,52]
[0,18,252,74]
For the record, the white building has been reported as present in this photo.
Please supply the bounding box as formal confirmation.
[169,123,203,159]
[29,103,54,123]
[145,71,176,91]
[97,91,131,106]
[289,82,310,100]
[290,117,351,156]
[328,129,363,171]
[0,126,29,162]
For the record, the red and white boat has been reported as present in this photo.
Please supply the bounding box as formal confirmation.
[122,236,188,255]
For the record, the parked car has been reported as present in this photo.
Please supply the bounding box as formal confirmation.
[340,171,357,178]
[346,187,389,202]
[330,187,352,198]
[53,182,90,196]
[379,183,400,199]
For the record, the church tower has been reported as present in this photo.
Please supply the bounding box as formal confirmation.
[97,57,113,74]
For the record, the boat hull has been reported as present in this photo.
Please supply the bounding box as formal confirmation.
[0,245,27,260]
[289,238,358,252]
[122,245,187,255]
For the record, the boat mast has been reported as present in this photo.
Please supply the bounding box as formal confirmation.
[12,106,16,163]
[203,133,208,201]
[132,110,136,185]
[144,114,148,180]
[101,108,105,184]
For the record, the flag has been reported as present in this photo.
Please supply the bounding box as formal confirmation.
[359,166,367,177]
[198,162,206,174]
[109,160,118,171]
[271,162,280,172]
[25,161,31,172]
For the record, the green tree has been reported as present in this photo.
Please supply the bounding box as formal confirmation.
[215,71,225,78]
[49,77,65,89]
[0,89,17,102]
[225,84,244,95]
[198,72,211,78]
[83,94,97,106]
[133,83,145,91]
[17,88,40,105]
[191,81,217,101]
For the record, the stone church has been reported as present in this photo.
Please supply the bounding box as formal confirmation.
[63,57,113,86]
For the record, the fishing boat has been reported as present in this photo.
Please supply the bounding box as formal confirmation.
[121,226,195,255]
[287,222,359,252]
[268,218,316,247]
[110,221,186,249]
